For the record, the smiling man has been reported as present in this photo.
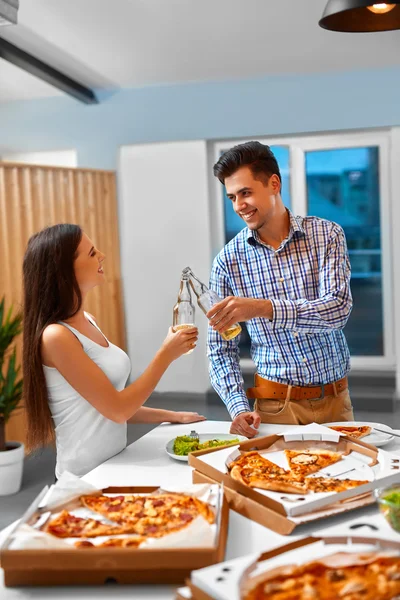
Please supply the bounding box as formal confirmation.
[207,141,354,438]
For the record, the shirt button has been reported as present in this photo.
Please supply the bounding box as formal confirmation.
[279,277,284,282]
[302,357,307,362]
[293,331,299,337]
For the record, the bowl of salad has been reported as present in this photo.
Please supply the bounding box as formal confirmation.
[375,485,400,533]
[166,433,244,462]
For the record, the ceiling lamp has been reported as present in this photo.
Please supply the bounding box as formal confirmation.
[319,0,400,31]
[0,0,18,27]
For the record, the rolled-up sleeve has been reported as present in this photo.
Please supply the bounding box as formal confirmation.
[207,256,250,419]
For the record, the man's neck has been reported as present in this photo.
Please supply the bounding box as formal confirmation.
[257,206,290,249]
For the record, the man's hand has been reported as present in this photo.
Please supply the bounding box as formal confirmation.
[230,411,261,438]
[207,297,272,334]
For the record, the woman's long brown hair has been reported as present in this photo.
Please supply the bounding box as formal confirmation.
[22,224,83,452]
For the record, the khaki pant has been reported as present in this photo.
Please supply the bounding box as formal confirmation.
[254,387,354,425]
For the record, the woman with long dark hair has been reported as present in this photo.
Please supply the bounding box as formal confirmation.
[22,224,203,478]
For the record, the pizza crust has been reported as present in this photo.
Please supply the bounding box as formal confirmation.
[248,477,308,494]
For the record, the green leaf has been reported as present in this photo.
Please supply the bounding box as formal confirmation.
[0,298,23,424]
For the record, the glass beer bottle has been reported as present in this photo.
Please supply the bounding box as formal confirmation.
[182,267,242,341]
[173,273,196,354]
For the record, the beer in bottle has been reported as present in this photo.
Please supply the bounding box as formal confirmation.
[173,273,196,354]
[182,267,241,341]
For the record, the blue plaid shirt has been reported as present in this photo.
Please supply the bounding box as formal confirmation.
[207,211,352,419]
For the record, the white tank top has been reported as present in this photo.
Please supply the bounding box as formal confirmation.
[43,313,131,478]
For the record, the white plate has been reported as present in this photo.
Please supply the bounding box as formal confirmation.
[323,421,395,447]
[166,433,245,462]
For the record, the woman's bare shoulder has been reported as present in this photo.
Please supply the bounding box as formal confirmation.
[41,324,82,368]
[42,323,81,348]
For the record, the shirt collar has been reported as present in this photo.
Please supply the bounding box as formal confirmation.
[246,209,306,247]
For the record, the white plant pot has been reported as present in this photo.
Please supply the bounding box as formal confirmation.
[0,442,24,496]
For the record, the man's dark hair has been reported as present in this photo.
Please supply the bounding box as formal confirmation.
[213,141,281,186]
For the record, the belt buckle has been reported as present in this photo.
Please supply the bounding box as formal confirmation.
[314,384,325,400]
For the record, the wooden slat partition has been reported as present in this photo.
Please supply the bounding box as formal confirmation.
[0,163,126,447]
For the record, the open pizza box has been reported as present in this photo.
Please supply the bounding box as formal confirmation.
[176,514,400,600]
[0,472,229,587]
[189,423,400,535]
[177,525,400,600]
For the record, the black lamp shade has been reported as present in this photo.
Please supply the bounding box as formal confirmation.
[319,0,400,31]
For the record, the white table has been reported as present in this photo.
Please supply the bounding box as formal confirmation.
[1,420,400,599]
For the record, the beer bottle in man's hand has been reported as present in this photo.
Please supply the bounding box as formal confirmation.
[182,267,242,341]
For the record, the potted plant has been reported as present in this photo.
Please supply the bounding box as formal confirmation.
[0,297,24,495]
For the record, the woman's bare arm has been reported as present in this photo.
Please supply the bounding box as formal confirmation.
[127,407,205,424]
[41,324,198,423]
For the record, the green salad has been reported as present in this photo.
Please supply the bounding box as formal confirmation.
[173,435,240,456]
[382,490,400,505]
[378,488,400,532]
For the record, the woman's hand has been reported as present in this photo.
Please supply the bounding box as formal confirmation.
[172,411,206,424]
[160,326,198,362]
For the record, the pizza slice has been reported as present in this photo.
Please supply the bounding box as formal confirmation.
[305,476,369,493]
[284,448,343,477]
[80,494,146,523]
[230,463,308,494]
[328,425,372,439]
[228,451,287,476]
[45,510,134,538]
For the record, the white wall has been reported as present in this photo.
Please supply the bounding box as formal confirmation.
[1,149,77,167]
[118,141,212,393]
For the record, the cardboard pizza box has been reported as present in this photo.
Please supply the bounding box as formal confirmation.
[186,534,400,600]
[192,470,375,535]
[189,423,398,533]
[0,484,229,587]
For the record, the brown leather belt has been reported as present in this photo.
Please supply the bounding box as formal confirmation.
[247,374,348,401]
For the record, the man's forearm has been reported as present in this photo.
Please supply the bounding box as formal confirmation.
[254,298,273,320]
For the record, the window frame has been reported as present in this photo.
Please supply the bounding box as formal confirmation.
[211,129,394,371]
